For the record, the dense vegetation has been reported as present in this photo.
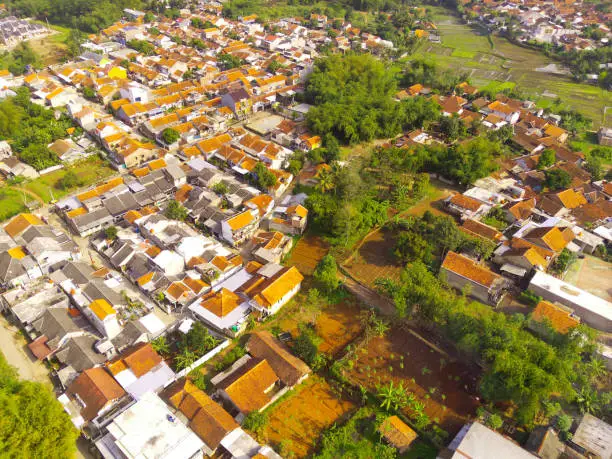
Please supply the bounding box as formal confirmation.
[375,257,609,426]
[305,54,440,144]
[0,87,74,170]
[0,353,78,457]
[7,0,144,33]
[0,42,41,76]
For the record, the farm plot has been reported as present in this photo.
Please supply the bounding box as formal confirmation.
[344,328,480,437]
[262,376,355,458]
[286,235,329,275]
[267,295,364,356]
[343,227,402,289]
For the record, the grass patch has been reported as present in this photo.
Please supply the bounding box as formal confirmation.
[22,156,115,203]
[0,188,27,221]
[451,49,476,59]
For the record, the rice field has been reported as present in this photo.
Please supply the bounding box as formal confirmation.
[413,7,612,126]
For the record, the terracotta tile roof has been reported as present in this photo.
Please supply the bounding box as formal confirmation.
[523,226,572,253]
[167,380,238,450]
[379,416,418,451]
[108,342,163,378]
[89,299,116,320]
[124,210,143,224]
[247,331,310,386]
[165,281,191,302]
[4,213,44,238]
[28,335,52,360]
[199,288,242,317]
[504,199,535,221]
[183,276,208,294]
[555,189,587,209]
[532,300,580,334]
[287,204,308,218]
[461,219,503,242]
[449,194,483,212]
[67,367,126,421]
[510,237,555,260]
[441,251,500,288]
[226,210,256,231]
[239,266,303,309]
[221,358,279,414]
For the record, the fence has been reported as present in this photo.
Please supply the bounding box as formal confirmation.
[171,339,230,381]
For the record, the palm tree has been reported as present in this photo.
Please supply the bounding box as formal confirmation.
[316,167,335,193]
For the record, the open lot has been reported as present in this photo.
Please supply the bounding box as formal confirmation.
[0,187,28,221]
[414,7,612,126]
[563,254,612,302]
[22,156,116,204]
[262,376,355,458]
[344,328,480,437]
[286,235,329,275]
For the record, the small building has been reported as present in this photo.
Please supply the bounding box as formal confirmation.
[528,300,580,338]
[246,331,310,387]
[439,422,536,459]
[440,251,507,305]
[378,416,418,454]
[95,391,204,459]
[597,126,612,146]
[528,271,612,332]
[572,414,612,459]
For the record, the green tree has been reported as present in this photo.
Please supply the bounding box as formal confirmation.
[537,149,556,169]
[486,414,503,430]
[556,414,572,432]
[584,155,602,180]
[293,323,322,367]
[314,254,339,293]
[544,169,572,190]
[151,336,170,356]
[105,225,118,240]
[0,354,78,457]
[551,248,576,274]
[162,128,180,145]
[253,162,277,190]
[212,182,229,195]
[175,350,198,370]
[217,53,245,69]
[165,199,188,221]
[57,171,83,190]
[377,381,408,411]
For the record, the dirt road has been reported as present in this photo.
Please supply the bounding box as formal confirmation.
[0,316,49,384]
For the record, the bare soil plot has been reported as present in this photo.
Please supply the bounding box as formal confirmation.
[263,376,355,458]
[268,296,365,356]
[286,235,329,275]
[563,254,612,302]
[344,328,481,437]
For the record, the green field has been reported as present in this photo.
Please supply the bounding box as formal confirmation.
[0,188,27,221]
[413,7,612,127]
[22,156,116,203]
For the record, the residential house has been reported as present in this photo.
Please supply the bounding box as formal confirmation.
[252,231,292,264]
[440,251,507,305]
[60,367,129,430]
[220,208,260,246]
[267,204,308,235]
[237,265,304,316]
[214,357,281,421]
[107,342,175,400]
[528,300,580,338]
[571,414,612,459]
[166,379,239,456]
[446,194,489,220]
[95,392,204,459]
[528,271,612,332]
[48,139,87,163]
[221,88,252,118]
[246,331,310,387]
[189,288,251,337]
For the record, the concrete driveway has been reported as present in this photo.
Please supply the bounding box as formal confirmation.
[0,315,50,384]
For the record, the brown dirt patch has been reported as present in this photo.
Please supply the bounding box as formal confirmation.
[344,328,480,437]
[269,297,364,357]
[287,235,329,275]
[563,254,612,302]
[263,376,355,458]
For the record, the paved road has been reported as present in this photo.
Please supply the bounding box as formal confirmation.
[0,315,50,384]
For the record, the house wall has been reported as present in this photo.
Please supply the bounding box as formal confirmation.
[441,268,491,304]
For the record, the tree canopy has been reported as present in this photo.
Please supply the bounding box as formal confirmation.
[0,353,78,457]
[305,54,440,144]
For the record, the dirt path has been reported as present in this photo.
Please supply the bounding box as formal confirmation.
[8,185,45,204]
[339,269,397,316]
[0,316,50,384]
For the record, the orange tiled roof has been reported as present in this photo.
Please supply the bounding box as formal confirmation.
[89,299,116,320]
[4,213,44,238]
[223,359,279,414]
[532,300,580,334]
[441,251,500,288]
[108,343,162,378]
